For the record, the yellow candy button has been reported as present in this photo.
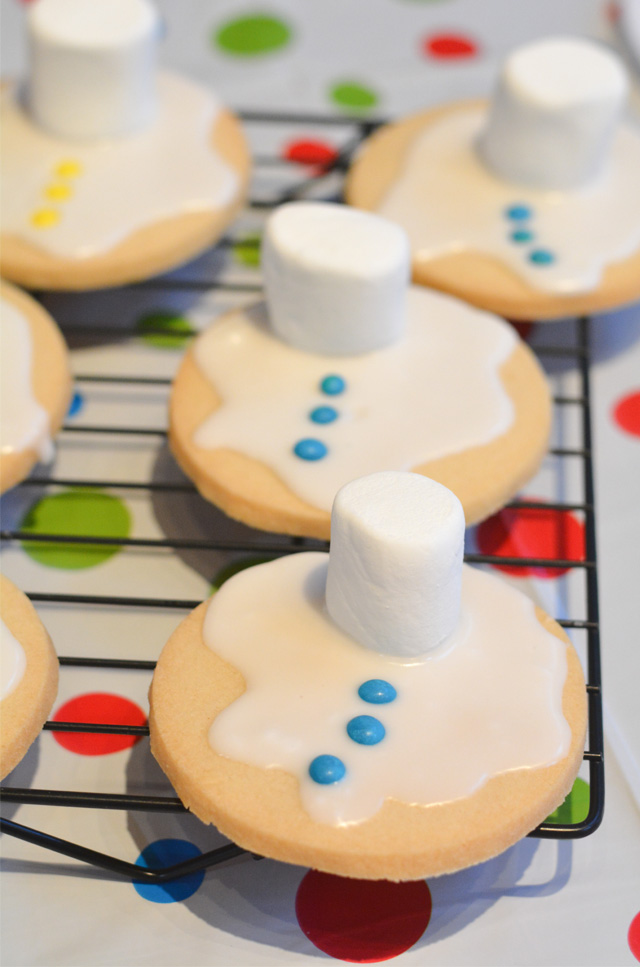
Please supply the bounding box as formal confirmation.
[54,159,83,179]
[44,183,72,201]
[31,208,61,229]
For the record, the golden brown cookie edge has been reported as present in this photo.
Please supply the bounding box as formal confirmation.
[0,575,59,780]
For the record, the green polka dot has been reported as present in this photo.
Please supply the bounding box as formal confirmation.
[232,232,262,268]
[20,489,131,570]
[136,312,192,350]
[545,777,590,825]
[215,15,292,56]
[329,81,379,112]
[211,556,271,592]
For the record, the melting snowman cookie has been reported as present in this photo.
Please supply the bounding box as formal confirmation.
[149,472,587,880]
[0,0,250,290]
[170,202,551,539]
[346,37,640,319]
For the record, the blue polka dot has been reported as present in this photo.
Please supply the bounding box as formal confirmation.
[347,715,386,745]
[133,839,205,903]
[309,754,346,784]
[510,229,533,244]
[505,204,532,221]
[310,405,338,424]
[294,438,328,460]
[358,679,397,704]
[529,249,555,265]
[320,374,346,396]
[67,391,84,418]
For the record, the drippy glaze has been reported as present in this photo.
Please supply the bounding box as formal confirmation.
[0,296,53,462]
[0,617,27,701]
[205,553,570,826]
[377,106,640,294]
[1,72,238,258]
[192,289,516,511]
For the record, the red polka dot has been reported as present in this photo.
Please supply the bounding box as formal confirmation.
[606,2,621,24]
[295,871,431,962]
[423,33,479,60]
[612,390,640,438]
[283,139,339,167]
[52,693,147,755]
[476,503,585,578]
[629,911,640,963]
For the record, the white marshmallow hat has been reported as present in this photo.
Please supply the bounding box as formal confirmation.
[0,0,250,290]
[346,36,640,320]
[169,200,552,539]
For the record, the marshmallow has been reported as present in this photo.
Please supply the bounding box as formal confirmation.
[261,202,410,356]
[325,472,465,657]
[477,37,628,190]
[27,0,160,140]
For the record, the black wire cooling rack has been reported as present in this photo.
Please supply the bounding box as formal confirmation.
[0,109,604,884]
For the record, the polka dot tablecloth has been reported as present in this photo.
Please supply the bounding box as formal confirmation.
[2,1,640,965]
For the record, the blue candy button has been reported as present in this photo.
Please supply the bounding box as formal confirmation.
[510,229,533,244]
[320,374,346,396]
[310,405,338,424]
[309,754,346,784]
[294,438,328,460]
[529,248,555,265]
[505,203,532,221]
[347,715,386,746]
[358,679,397,704]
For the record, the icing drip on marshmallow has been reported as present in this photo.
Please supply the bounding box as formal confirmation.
[377,38,640,294]
[193,202,515,511]
[0,296,54,463]
[1,618,27,701]
[205,473,570,825]
[0,73,238,258]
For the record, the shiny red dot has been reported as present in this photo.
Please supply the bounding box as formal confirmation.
[606,2,621,24]
[52,693,147,755]
[295,871,432,962]
[629,911,640,963]
[476,504,585,578]
[612,390,640,438]
[423,33,479,60]
[283,139,339,166]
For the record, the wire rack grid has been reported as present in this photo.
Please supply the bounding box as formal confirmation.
[0,108,604,884]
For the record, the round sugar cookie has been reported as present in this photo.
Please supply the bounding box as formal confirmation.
[0,82,250,291]
[1,575,59,780]
[0,281,72,494]
[345,100,640,321]
[149,558,587,881]
[169,293,552,540]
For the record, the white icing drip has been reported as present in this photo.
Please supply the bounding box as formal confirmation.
[0,617,27,701]
[192,289,516,511]
[0,296,53,462]
[0,72,238,258]
[205,554,570,826]
[377,107,640,294]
